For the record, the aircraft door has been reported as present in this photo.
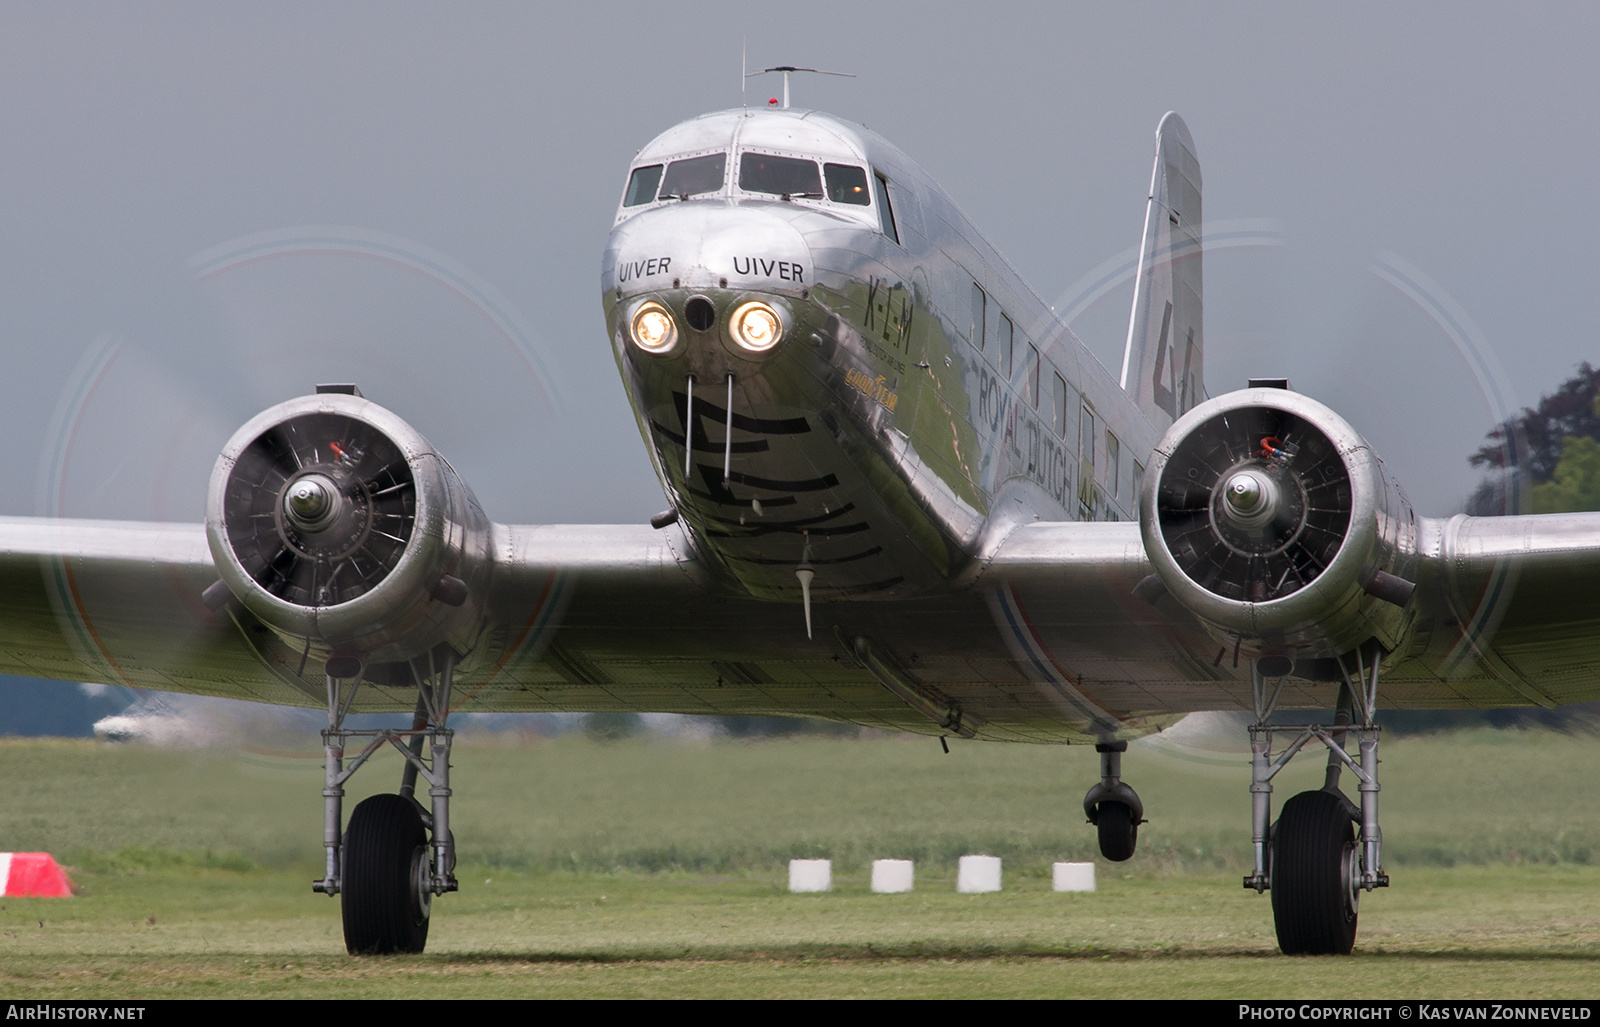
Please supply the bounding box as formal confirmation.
[902,265,985,513]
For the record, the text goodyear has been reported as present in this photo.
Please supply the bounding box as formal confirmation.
[845,367,898,413]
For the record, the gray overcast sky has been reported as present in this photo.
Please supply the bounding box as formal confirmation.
[2,2,1595,523]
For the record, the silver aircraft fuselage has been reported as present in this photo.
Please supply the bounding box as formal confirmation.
[5,105,1596,749]
[603,108,1150,603]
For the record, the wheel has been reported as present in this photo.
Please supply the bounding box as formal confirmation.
[1095,801,1138,862]
[1271,789,1359,955]
[342,794,432,955]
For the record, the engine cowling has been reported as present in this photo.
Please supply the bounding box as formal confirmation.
[1139,388,1418,663]
[206,391,491,664]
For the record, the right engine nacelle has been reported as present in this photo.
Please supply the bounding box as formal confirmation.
[1139,387,1418,663]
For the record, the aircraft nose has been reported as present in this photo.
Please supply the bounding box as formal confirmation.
[605,203,813,298]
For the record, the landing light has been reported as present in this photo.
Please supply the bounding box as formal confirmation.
[731,301,783,352]
[630,302,677,353]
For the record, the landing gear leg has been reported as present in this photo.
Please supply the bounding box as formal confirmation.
[1083,740,1144,861]
[1243,650,1388,955]
[312,649,460,955]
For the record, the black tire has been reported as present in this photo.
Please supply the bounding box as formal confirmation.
[1096,801,1138,862]
[1271,790,1359,955]
[342,794,431,955]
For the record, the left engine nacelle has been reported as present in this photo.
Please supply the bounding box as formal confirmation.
[206,391,491,665]
[1139,387,1419,664]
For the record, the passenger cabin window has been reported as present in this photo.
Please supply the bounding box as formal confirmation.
[873,172,899,243]
[970,283,986,350]
[1079,405,1096,474]
[624,165,663,206]
[1052,372,1068,436]
[825,163,870,204]
[740,153,822,197]
[1079,403,1097,518]
[999,313,1015,378]
[1133,462,1145,513]
[1107,432,1121,498]
[658,153,726,199]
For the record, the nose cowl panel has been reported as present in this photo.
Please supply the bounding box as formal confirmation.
[605,203,813,296]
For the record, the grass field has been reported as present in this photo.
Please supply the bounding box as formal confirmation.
[1,726,1599,997]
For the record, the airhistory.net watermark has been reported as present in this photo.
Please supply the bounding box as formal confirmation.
[5,1006,145,1020]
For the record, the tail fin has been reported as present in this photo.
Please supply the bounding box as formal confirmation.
[1119,112,1203,431]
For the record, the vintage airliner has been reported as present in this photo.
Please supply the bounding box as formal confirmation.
[2,100,1594,957]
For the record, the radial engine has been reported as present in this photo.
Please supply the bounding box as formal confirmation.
[1139,387,1420,670]
[205,389,491,666]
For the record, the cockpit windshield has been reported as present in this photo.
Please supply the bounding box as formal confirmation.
[618,147,879,217]
[824,163,870,205]
[658,153,726,199]
[623,165,663,206]
[740,153,822,197]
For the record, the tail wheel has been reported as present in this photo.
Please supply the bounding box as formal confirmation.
[342,794,431,955]
[1095,801,1139,862]
[1271,789,1359,955]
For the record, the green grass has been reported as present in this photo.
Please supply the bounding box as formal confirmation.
[4,727,1599,874]
[1,728,1599,996]
[2,866,1600,997]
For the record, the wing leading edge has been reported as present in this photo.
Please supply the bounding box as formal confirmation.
[6,511,1600,738]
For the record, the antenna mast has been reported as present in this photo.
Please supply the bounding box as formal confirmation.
[743,65,855,109]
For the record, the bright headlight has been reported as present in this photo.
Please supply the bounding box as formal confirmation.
[630,302,677,353]
[730,301,784,352]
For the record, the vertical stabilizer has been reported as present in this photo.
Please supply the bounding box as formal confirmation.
[1119,113,1202,431]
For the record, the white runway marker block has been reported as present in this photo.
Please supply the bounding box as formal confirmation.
[871,859,914,893]
[1053,861,1096,892]
[957,854,1002,893]
[788,858,832,892]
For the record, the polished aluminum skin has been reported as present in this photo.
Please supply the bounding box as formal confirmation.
[602,108,1151,611]
[1,107,1600,744]
[1120,112,1203,431]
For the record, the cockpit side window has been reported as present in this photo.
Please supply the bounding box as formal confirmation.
[824,164,870,205]
[624,165,664,207]
[873,172,900,244]
[739,153,822,197]
[658,153,727,199]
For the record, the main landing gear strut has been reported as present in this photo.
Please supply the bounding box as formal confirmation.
[1245,648,1388,955]
[311,651,459,955]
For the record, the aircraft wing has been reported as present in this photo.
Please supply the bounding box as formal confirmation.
[0,517,278,699]
[1401,511,1600,709]
[483,519,1226,740]
[10,502,1600,742]
[0,512,1212,741]
[0,517,712,715]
